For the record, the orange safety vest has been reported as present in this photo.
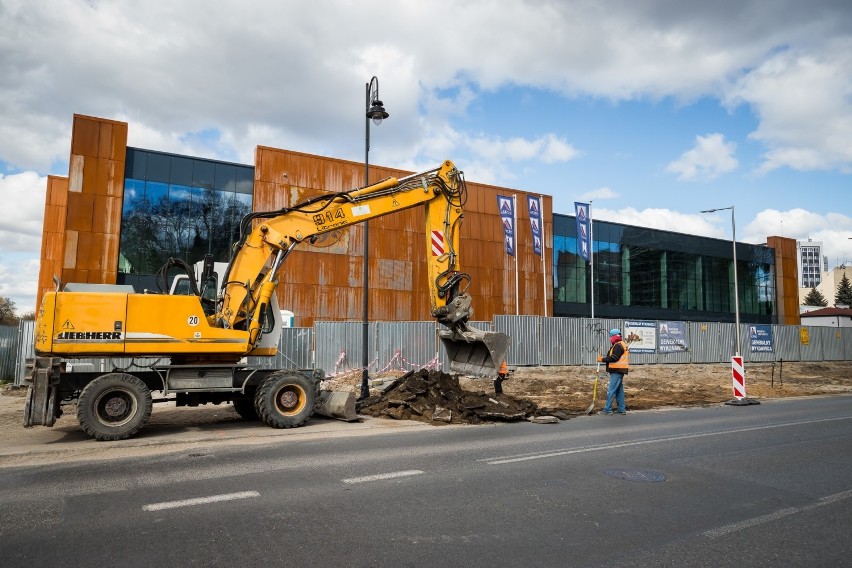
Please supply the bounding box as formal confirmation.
[499,360,508,375]
[607,341,629,371]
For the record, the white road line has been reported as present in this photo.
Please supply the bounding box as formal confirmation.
[342,470,424,484]
[142,491,260,512]
[484,416,852,465]
[704,488,852,538]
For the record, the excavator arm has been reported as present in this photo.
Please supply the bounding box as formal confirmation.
[217,160,509,376]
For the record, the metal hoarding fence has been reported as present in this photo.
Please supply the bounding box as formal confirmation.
[10,319,852,385]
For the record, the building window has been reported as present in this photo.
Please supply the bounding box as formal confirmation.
[119,148,254,277]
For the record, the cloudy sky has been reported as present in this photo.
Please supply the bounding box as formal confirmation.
[1,0,851,314]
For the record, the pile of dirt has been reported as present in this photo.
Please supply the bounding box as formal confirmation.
[355,369,571,425]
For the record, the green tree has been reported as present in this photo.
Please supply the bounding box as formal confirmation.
[0,297,17,326]
[836,274,852,307]
[804,287,828,307]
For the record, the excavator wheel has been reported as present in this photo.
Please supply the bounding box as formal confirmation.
[255,372,314,429]
[232,397,260,421]
[77,373,153,441]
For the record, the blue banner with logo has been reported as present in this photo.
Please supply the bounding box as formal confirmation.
[527,195,543,256]
[575,202,590,261]
[750,324,773,353]
[659,321,688,353]
[497,195,515,256]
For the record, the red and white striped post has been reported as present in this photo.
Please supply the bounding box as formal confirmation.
[731,356,746,399]
[726,355,760,406]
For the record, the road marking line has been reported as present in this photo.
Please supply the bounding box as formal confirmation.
[342,470,424,484]
[142,491,260,511]
[483,416,852,465]
[703,488,852,538]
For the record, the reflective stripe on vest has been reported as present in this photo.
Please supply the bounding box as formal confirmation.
[608,341,629,370]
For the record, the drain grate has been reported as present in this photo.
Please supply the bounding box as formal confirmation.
[604,467,667,482]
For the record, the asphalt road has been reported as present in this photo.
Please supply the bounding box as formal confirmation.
[2,396,851,567]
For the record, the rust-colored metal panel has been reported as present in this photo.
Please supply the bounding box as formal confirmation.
[76,232,105,271]
[81,156,99,194]
[102,233,119,277]
[98,122,113,159]
[768,235,800,325]
[71,116,100,158]
[63,230,78,269]
[91,195,122,234]
[94,158,110,196]
[69,155,84,193]
[111,121,128,161]
[46,175,69,206]
[65,192,94,232]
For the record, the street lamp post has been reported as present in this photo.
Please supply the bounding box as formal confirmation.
[360,76,389,400]
[701,206,740,355]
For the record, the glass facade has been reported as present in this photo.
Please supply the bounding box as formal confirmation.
[118,148,253,290]
[553,214,776,324]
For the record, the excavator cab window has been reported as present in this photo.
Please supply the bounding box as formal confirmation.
[199,273,218,317]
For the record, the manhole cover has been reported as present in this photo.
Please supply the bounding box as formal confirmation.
[604,468,667,482]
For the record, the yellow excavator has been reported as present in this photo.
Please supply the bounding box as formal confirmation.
[25,160,510,440]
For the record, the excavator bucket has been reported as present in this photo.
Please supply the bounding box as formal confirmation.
[439,327,511,377]
[314,390,358,422]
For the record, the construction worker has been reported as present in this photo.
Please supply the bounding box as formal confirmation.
[597,328,629,415]
[494,360,508,395]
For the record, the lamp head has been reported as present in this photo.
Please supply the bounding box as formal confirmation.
[367,100,389,125]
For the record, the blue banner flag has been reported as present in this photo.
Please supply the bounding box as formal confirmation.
[497,195,515,256]
[575,202,590,261]
[527,195,543,256]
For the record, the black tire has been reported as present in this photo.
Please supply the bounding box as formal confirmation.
[77,373,152,441]
[232,397,259,421]
[255,372,315,429]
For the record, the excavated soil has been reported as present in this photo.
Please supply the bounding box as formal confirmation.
[2,361,851,432]
[329,361,852,425]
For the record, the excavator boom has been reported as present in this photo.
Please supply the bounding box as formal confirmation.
[218,159,508,376]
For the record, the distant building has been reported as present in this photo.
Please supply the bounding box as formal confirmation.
[803,264,852,307]
[798,239,824,289]
[800,306,852,327]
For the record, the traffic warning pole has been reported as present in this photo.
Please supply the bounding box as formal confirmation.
[725,355,760,406]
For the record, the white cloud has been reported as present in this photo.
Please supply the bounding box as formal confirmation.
[579,187,619,201]
[743,209,852,267]
[725,39,852,174]
[666,133,738,181]
[0,171,47,253]
[594,207,726,238]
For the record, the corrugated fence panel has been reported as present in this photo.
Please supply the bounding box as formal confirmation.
[494,315,541,366]
[0,325,18,381]
[819,327,845,361]
[689,322,725,363]
[800,326,825,361]
[845,328,852,360]
[315,321,375,376]
[774,326,802,362]
[378,322,440,373]
[248,327,313,370]
[540,317,579,366]
[582,318,622,366]
[15,321,35,385]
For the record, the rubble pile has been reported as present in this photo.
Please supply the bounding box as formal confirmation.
[356,368,562,425]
